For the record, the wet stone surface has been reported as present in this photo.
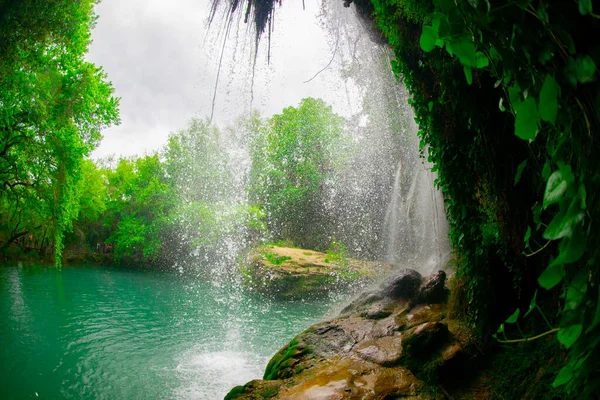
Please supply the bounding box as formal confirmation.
[225,269,468,400]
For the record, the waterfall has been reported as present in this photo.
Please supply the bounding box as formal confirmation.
[381,126,451,274]
[200,0,452,277]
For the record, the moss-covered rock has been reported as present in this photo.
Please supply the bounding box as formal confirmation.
[226,270,470,399]
[241,245,392,300]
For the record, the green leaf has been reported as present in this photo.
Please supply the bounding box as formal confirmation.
[568,55,597,84]
[565,271,588,311]
[543,195,584,240]
[433,0,454,12]
[587,288,600,333]
[505,308,520,323]
[428,101,434,112]
[508,82,522,106]
[538,75,559,124]
[476,51,489,68]
[431,13,443,31]
[524,290,538,318]
[553,364,574,387]
[553,224,586,265]
[420,26,437,52]
[514,97,540,140]
[538,261,565,289]
[532,203,542,226]
[578,55,596,83]
[558,324,582,348]
[542,160,551,181]
[514,159,527,186]
[543,169,568,209]
[524,225,532,248]
[451,40,477,67]
[579,0,593,15]
[463,66,473,85]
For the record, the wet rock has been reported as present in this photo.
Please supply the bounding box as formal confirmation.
[339,290,385,316]
[275,358,431,400]
[227,270,469,400]
[418,270,449,304]
[403,322,450,359]
[303,325,356,356]
[363,302,393,319]
[396,304,447,331]
[379,268,423,300]
[353,334,403,365]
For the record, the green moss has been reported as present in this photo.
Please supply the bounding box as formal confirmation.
[257,386,279,398]
[224,385,245,400]
[256,248,292,266]
[263,337,307,380]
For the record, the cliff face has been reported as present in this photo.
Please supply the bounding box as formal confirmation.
[225,269,472,399]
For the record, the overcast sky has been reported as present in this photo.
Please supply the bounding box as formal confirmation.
[87,0,356,159]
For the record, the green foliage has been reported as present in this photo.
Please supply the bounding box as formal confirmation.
[258,249,292,266]
[249,98,349,248]
[324,238,348,266]
[371,0,600,396]
[103,155,176,263]
[0,0,120,266]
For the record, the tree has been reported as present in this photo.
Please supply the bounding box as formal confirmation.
[103,155,176,264]
[0,0,119,265]
[249,98,348,247]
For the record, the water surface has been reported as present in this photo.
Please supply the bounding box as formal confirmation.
[0,264,335,399]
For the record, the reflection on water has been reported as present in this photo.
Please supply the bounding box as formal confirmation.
[0,264,337,399]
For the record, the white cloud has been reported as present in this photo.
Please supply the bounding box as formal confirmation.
[87,0,355,159]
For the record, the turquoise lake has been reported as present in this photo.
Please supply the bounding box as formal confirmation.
[0,264,339,399]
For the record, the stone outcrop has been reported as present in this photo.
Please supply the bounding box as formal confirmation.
[241,246,392,300]
[225,269,468,400]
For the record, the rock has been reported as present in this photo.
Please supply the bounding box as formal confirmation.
[303,325,355,357]
[402,321,450,359]
[242,246,392,300]
[339,290,385,316]
[379,268,423,300]
[354,334,404,365]
[418,270,448,304]
[227,270,469,400]
[396,304,447,330]
[363,303,393,320]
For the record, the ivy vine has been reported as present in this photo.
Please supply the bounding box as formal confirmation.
[369,0,599,396]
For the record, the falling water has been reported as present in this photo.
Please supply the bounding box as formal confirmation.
[382,145,451,274]
[197,0,453,276]
[312,1,451,274]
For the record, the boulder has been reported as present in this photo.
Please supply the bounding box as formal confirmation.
[224,270,469,400]
[379,268,423,300]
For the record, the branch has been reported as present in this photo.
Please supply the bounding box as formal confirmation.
[495,328,559,344]
[304,32,340,84]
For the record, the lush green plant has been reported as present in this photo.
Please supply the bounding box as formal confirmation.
[369,0,599,396]
[248,98,349,248]
[324,238,348,266]
[258,248,292,265]
[103,155,176,263]
[0,0,120,266]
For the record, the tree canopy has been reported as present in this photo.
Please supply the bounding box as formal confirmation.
[0,0,120,266]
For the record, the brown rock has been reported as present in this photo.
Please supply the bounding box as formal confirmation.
[353,334,403,365]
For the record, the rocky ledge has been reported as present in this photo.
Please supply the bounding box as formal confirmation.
[241,246,392,300]
[226,269,472,399]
